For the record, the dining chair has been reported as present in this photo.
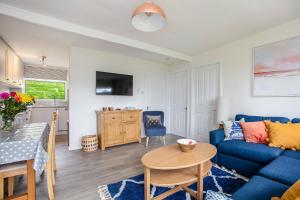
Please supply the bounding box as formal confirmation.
[0,111,58,200]
[47,111,58,200]
[0,162,27,199]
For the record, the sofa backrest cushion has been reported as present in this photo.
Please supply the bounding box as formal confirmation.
[292,118,300,123]
[235,114,290,123]
[268,122,300,150]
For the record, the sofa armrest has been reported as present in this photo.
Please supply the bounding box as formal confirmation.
[209,128,225,146]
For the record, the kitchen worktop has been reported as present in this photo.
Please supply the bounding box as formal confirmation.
[30,105,68,108]
[29,103,68,109]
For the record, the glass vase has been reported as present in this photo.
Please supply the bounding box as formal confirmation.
[2,119,14,131]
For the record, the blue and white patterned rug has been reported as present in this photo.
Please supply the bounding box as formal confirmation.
[98,165,248,200]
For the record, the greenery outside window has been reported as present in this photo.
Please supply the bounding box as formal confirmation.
[24,79,67,101]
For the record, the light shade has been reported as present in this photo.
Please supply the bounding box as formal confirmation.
[216,97,231,124]
[132,2,166,32]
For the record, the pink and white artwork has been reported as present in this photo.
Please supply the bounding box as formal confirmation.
[253,37,300,96]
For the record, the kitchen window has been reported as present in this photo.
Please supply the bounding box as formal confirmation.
[24,79,67,101]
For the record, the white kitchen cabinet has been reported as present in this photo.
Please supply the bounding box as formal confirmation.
[0,38,24,88]
[57,107,69,131]
[31,106,69,133]
[6,48,14,83]
[18,60,24,85]
[0,39,7,82]
[13,55,23,86]
[31,107,56,125]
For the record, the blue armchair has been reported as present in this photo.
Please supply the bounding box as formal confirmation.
[143,111,166,147]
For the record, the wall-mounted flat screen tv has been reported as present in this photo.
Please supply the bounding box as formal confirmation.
[96,71,133,96]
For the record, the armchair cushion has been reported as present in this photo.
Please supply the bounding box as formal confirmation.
[145,126,166,137]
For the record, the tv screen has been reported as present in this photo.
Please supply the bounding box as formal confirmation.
[96,71,133,96]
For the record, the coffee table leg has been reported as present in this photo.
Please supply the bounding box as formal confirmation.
[144,167,151,200]
[197,163,204,200]
[27,159,36,200]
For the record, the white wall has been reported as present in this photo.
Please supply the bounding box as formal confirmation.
[171,17,300,120]
[69,47,169,150]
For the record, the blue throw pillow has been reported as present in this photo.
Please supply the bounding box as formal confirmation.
[223,118,245,140]
[205,190,232,200]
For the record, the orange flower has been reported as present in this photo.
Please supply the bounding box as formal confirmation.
[14,95,22,103]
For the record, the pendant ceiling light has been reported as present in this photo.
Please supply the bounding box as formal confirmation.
[40,56,47,67]
[132,1,166,32]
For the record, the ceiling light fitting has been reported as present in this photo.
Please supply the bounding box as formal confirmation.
[132,1,166,32]
[41,56,47,67]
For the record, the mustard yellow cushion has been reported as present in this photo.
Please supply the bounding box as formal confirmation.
[273,180,300,200]
[271,198,281,200]
[268,122,300,150]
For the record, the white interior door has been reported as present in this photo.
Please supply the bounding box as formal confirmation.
[146,72,168,130]
[191,63,220,142]
[170,70,187,137]
[147,72,168,112]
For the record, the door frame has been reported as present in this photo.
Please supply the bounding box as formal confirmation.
[168,68,189,138]
[189,61,222,139]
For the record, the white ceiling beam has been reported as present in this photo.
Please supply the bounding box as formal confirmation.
[0,3,192,62]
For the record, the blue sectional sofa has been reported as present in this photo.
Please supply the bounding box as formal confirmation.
[209,114,300,200]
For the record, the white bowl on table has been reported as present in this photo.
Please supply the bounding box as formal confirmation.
[177,139,197,152]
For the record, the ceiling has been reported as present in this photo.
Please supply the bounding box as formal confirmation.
[0,0,300,67]
[0,14,179,68]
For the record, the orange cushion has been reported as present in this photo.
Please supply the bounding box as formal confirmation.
[240,121,268,144]
[268,122,300,150]
[272,179,300,200]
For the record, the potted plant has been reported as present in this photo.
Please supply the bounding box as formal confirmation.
[0,92,35,131]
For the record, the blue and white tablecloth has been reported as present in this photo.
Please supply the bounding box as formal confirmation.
[0,123,49,175]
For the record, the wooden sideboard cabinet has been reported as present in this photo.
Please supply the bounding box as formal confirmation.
[96,110,142,150]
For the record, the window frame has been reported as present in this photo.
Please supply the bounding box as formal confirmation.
[23,78,68,102]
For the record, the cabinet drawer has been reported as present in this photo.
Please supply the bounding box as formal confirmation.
[104,113,121,123]
[123,112,138,122]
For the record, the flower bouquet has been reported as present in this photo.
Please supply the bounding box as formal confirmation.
[0,92,35,131]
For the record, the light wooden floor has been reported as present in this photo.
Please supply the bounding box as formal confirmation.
[12,134,182,200]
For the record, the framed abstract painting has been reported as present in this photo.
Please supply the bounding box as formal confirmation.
[253,37,300,97]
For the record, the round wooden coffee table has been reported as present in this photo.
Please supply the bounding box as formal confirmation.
[141,142,217,200]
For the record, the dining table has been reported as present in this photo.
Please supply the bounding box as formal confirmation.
[0,123,49,200]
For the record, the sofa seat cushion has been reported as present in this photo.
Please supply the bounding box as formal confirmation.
[258,156,300,186]
[218,153,264,177]
[145,126,166,136]
[233,176,289,200]
[282,150,300,160]
[218,140,283,164]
